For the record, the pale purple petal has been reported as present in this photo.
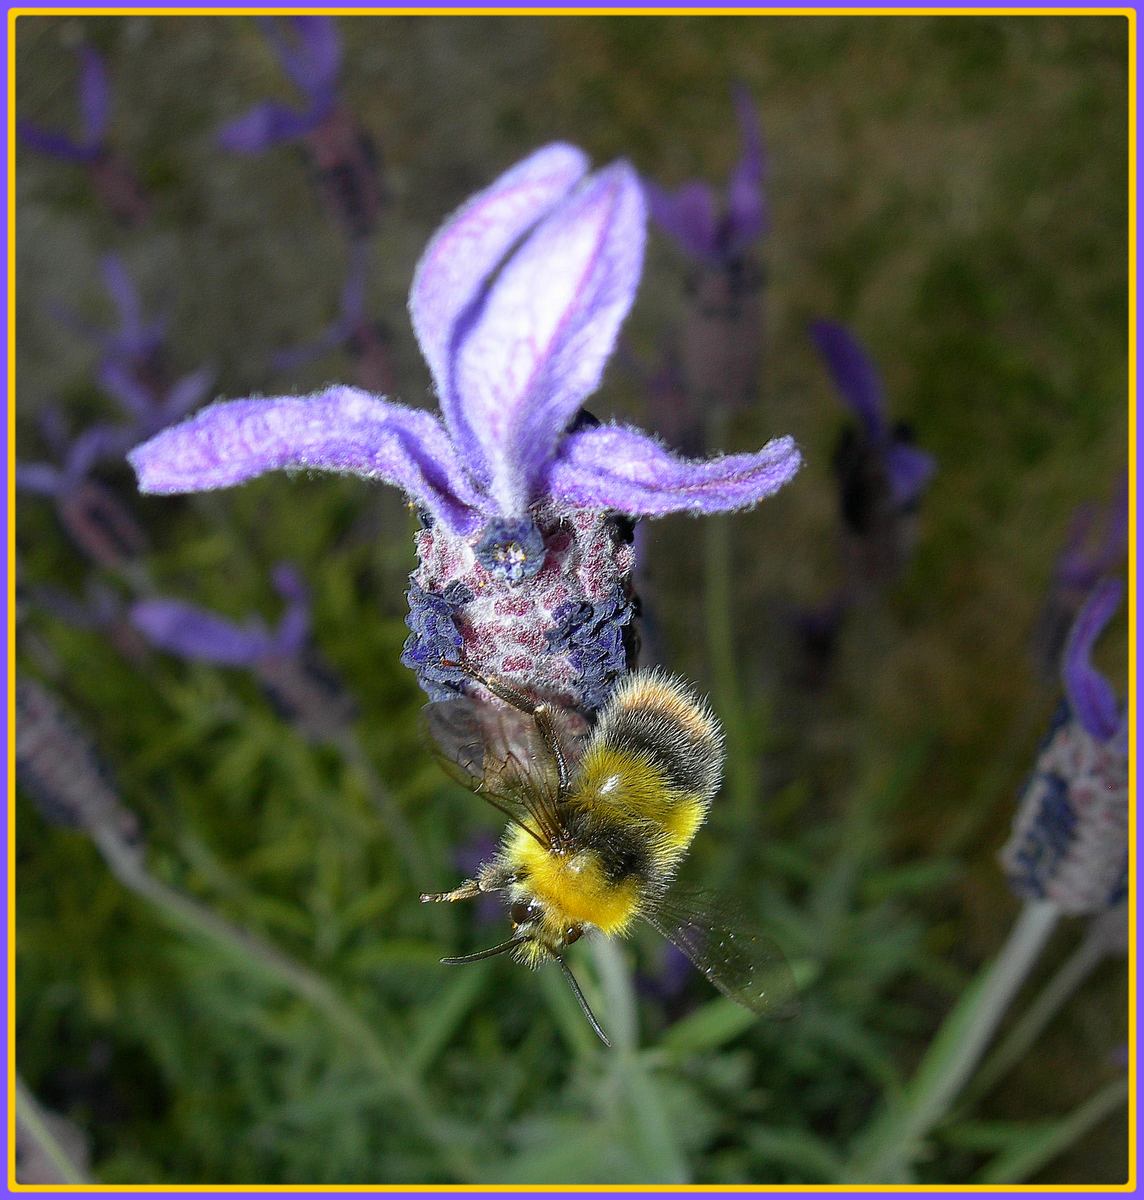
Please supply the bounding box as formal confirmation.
[17,119,95,163]
[453,161,647,514]
[409,142,589,448]
[129,387,483,532]
[271,563,311,654]
[1063,578,1123,742]
[643,178,718,262]
[78,47,110,145]
[725,83,766,252]
[219,102,320,152]
[545,424,802,516]
[809,320,886,439]
[131,599,276,665]
[15,462,63,495]
[886,442,937,509]
[160,366,216,425]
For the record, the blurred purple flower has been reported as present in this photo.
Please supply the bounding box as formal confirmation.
[644,86,768,414]
[273,242,394,394]
[130,144,801,706]
[99,359,215,443]
[1000,578,1128,915]
[130,564,357,742]
[52,255,171,396]
[643,83,766,266]
[811,320,936,591]
[17,47,148,226]
[16,676,141,846]
[16,409,144,571]
[27,579,150,664]
[219,17,381,237]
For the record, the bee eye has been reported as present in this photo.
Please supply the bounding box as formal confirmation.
[510,900,539,926]
[564,926,582,945]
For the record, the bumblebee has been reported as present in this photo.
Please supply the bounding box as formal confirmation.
[422,661,796,1045]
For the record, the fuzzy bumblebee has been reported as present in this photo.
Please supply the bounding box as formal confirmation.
[422,663,794,1044]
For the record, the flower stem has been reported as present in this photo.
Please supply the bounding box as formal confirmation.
[843,900,1060,1182]
[703,409,758,837]
[959,920,1109,1110]
[14,1076,89,1186]
[90,827,478,1181]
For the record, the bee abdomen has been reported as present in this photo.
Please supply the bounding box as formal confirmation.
[595,672,723,803]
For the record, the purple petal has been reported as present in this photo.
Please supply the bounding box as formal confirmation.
[78,47,111,144]
[453,161,647,515]
[99,360,153,422]
[128,387,482,533]
[271,563,311,654]
[66,424,132,482]
[218,102,319,152]
[17,119,96,163]
[545,423,802,516]
[160,366,216,425]
[643,178,718,262]
[15,462,63,495]
[1062,577,1124,742]
[809,320,887,439]
[130,599,276,665]
[725,83,767,253]
[101,255,144,345]
[259,16,341,101]
[409,143,589,442]
[885,442,937,509]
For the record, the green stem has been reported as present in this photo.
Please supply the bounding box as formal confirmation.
[90,828,478,1181]
[960,921,1108,1110]
[591,938,689,1185]
[14,1076,89,1186]
[843,900,1060,1182]
[976,1076,1129,1184]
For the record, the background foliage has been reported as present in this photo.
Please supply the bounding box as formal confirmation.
[14,13,1129,1186]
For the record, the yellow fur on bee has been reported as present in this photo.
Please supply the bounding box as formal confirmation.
[507,826,642,936]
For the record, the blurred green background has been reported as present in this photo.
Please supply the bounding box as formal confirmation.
[14,13,1129,1186]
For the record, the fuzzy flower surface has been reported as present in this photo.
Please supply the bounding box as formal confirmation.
[131,144,801,705]
[1000,578,1128,915]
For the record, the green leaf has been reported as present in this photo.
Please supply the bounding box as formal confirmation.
[661,997,758,1056]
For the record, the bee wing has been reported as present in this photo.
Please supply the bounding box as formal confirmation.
[644,884,799,1019]
[423,696,566,841]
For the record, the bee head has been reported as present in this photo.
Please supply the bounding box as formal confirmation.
[509,898,583,956]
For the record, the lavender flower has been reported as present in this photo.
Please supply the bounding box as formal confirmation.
[1033,473,1128,679]
[273,242,394,394]
[130,564,357,742]
[811,319,937,590]
[1000,578,1128,915]
[26,579,150,664]
[219,17,381,238]
[644,85,767,412]
[17,47,148,226]
[130,144,801,709]
[16,409,144,571]
[52,255,171,399]
[16,677,141,846]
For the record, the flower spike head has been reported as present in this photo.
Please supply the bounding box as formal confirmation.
[1000,579,1128,915]
[129,143,801,706]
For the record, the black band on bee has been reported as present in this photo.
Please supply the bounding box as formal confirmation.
[604,709,720,799]
[567,812,651,885]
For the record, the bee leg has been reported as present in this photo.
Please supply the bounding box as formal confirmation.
[419,879,482,904]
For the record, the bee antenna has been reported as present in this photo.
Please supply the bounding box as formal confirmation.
[440,936,521,965]
[556,956,612,1048]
